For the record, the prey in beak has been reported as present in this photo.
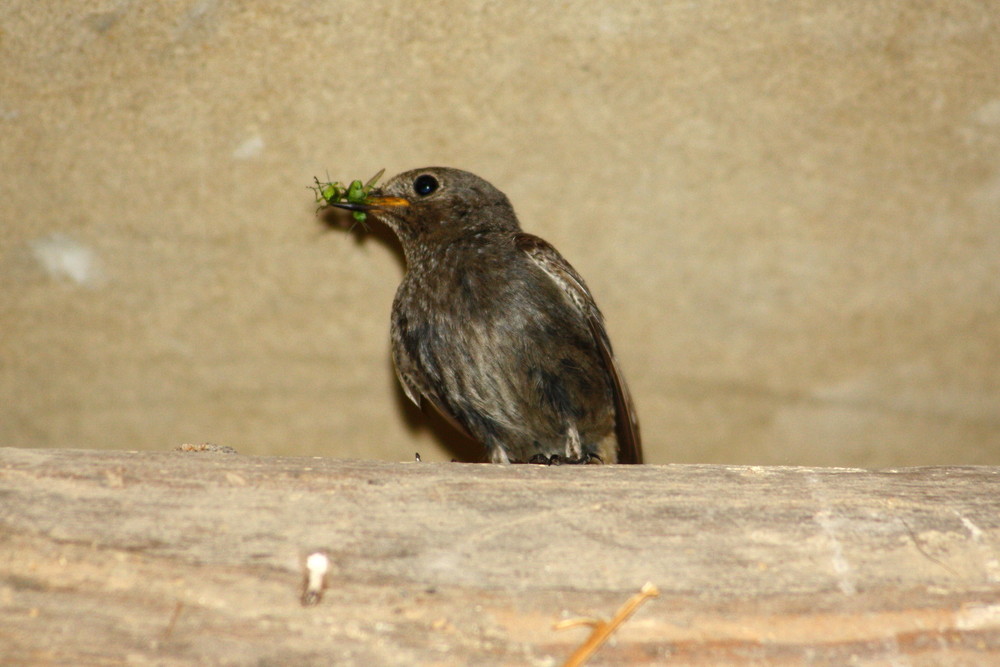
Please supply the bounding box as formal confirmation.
[312,168,407,228]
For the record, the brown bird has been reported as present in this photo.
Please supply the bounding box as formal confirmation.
[323,167,642,464]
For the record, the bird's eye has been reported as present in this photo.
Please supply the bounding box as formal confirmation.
[413,174,439,196]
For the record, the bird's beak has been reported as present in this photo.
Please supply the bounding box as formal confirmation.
[323,195,410,212]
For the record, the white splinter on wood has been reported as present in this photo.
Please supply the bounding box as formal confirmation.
[301,551,330,606]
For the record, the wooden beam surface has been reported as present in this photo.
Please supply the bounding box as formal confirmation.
[2,447,999,665]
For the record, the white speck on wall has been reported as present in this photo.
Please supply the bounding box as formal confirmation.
[232,135,264,159]
[29,233,104,287]
[973,99,1000,126]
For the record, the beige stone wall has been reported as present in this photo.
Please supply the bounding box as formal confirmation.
[2,1,998,465]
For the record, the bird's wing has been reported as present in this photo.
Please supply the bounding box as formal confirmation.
[392,340,478,442]
[514,233,643,464]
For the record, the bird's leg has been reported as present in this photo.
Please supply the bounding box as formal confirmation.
[563,424,583,461]
[489,446,512,465]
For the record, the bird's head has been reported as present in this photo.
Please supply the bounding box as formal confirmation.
[321,167,519,252]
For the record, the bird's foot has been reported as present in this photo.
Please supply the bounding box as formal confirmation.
[528,454,563,465]
[527,453,602,465]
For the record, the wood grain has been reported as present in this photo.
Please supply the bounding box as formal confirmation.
[2,447,999,665]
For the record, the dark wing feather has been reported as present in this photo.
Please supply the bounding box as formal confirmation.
[515,234,643,464]
[392,337,478,442]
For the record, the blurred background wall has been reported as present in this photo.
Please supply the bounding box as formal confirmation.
[2,1,998,465]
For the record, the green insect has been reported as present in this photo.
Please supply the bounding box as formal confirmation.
[316,181,343,203]
[311,168,386,225]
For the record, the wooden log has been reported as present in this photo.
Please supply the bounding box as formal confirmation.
[1,446,999,665]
